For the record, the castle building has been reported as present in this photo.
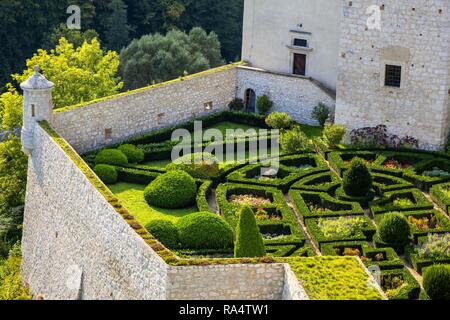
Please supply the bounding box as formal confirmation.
[242,0,450,150]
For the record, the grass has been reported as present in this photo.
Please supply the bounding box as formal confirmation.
[299,124,322,138]
[108,182,198,226]
[285,256,384,300]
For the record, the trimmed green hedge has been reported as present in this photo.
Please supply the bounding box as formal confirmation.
[335,187,375,207]
[116,167,160,184]
[177,212,234,250]
[290,171,341,194]
[369,188,433,215]
[306,216,376,250]
[216,183,305,247]
[94,149,128,166]
[144,170,197,209]
[320,241,405,270]
[430,182,450,214]
[371,152,432,177]
[403,158,450,191]
[380,269,420,300]
[145,219,179,248]
[93,164,118,184]
[196,180,213,212]
[371,172,413,195]
[118,144,145,164]
[374,210,450,241]
[289,190,364,222]
[234,206,266,258]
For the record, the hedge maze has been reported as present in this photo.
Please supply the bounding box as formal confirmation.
[85,113,450,299]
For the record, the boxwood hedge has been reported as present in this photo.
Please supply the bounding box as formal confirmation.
[430,182,450,214]
[289,190,364,222]
[405,234,450,273]
[369,188,433,215]
[403,158,450,191]
[290,171,341,194]
[215,183,305,247]
[327,151,379,176]
[371,172,413,195]
[320,241,405,270]
[380,269,420,300]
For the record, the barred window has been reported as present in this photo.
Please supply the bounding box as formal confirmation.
[385,65,402,88]
[293,38,308,47]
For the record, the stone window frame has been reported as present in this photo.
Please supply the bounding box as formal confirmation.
[380,59,407,90]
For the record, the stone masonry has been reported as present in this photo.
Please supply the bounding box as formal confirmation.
[335,0,450,150]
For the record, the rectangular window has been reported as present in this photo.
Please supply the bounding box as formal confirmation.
[31,104,35,117]
[156,113,165,125]
[385,65,402,88]
[104,128,112,140]
[293,38,308,47]
[293,53,306,76]
[204,101,213,111]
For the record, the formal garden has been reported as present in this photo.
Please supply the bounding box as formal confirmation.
[83,106,450,301]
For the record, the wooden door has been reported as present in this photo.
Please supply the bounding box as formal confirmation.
[293,53,306,76]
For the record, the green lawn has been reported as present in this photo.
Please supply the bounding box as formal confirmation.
[108,182,198,226]
[299,124,322,138]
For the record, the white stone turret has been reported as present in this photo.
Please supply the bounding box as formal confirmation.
[20,65,54,155]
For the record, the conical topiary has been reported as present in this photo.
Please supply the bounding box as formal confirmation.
[342,157,373,196]
[234,206,266,258]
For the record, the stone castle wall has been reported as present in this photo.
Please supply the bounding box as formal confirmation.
[51,67,238,154]
[237,66,336,126]
[335,0,450,149]
[21,123,307,300]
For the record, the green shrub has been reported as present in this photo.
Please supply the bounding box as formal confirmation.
[280,126,309,154]
[228,98,244,111]
[265,112,293,130]
[93,164,118,184]
[342,157,373,196]
[323,124,346,147]
[118,144,144,163]
[0,243,31,300]
[423,264,450,300]
[144,170,197,209]
[145,220,179,248]
[234,206,266,258]
[378,213,411,244]
[256,95,273,115]
[94,149,128,166]
[166,152,219,179]
[312,103,330,127]
[177,212,234,249]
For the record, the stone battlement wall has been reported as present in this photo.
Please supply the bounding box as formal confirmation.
[51,66,239,154]
[21,123,307,300]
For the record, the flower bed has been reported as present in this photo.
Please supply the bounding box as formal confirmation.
[320,241,404,270]
[405,233,450,273]
[369,189,433,215]
[374,210,450,241]
[305,216,376,249]
[216,183,305,247]
[379,269,420,300]
[371,152,432,177]
[289,190,364,222]
[290,171,341,194]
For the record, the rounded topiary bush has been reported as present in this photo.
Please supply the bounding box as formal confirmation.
[265,112,293,130]
[234,206,266,258]
[94,149,128,166]
[145,219,179,248]
[378,212,411,244]
[166,152,219,179]
[423,264,450,300]
[342,157,373,196]
[177,212,234,250]
[93,164,118,184]
[118,144,144,163]
[144,170,197,209]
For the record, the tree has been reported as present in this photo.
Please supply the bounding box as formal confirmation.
[13,38,123,109]
[234,206,266,258]
[103,0,131,52]
[0,85,23,131]
[280,126,309,154]
[312,103,330,127]
[120,27,224,90]
[342,158,373,197]
[43,23,99,50]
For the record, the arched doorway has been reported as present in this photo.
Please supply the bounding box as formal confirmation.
[244,88,256,113]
